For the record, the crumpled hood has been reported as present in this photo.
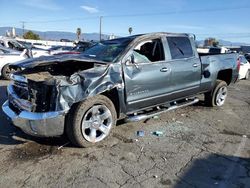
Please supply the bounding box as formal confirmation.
[10,54,107,69]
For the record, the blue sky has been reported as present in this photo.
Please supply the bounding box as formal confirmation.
[1,0,250,43]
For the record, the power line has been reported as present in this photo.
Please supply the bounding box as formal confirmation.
[104,6,250,18]
[1,6,249,25]
[20,21,26,36]
[99,16,103,41]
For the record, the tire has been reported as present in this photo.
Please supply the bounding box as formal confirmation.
[245,70,249,80]
[66,95,117,148]
[205,80,228,107]
[1,64,12,80]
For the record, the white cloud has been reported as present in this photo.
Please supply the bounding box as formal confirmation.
[80,5,99,13]
[22,0,61,11]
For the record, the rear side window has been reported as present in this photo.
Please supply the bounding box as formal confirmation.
[167,37,194,59]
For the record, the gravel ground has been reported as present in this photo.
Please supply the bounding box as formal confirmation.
[0,80,250,188]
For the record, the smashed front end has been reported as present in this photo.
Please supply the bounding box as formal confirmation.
[2,55,122,137]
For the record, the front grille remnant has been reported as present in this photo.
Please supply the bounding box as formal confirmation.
[10,77,57,113]
[13,80,28,100]
[28,80,57,112]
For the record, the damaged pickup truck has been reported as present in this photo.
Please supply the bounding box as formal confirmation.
[2,32,239,147]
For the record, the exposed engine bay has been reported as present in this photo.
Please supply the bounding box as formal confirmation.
[9,57,122,113]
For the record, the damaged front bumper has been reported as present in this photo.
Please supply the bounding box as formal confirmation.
[2,101,67,137]
[2,85,68,137]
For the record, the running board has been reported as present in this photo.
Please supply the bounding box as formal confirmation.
[126,98,199,122]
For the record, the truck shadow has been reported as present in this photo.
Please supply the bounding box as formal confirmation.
[173,153,250,188]
[0,85,69,146]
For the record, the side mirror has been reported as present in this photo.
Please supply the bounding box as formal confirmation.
[126,54,139,69]
[125,55,132,65]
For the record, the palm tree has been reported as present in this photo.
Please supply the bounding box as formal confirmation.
[128,27,133,35]
[76,28,81,41]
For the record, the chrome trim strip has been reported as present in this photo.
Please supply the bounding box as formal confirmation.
[2,101,17,119]
[126,98,199,122]
[8,85,32,111]
[127,86,199,105]
[19,109,67,120]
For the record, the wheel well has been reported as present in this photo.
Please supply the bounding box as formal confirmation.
[102,88,120,118]
[217,69,232,85]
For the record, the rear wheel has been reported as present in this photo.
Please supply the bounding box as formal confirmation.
[66,95,117,148]
[205,80,228,107]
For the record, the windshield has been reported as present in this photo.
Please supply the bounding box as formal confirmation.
[82,37,134,62]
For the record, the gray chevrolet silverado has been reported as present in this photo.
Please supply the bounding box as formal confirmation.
[2,32,239,147]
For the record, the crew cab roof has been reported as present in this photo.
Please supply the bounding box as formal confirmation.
[108,32,193,45]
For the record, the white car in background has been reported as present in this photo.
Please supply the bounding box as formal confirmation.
[48,46,73,55]
[0,46,28,79]
[0,37,26,51]
[32,43,52,50]
[31,47,50,58]
[238,55,250,80]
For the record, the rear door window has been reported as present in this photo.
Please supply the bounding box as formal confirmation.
[167,37,194,59]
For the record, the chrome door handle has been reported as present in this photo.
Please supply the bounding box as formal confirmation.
[193,63,199,67]
[160,67,169,72]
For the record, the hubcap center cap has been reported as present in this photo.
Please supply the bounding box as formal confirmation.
[92,118,101,129]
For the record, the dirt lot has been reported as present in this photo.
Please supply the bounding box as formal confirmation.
[0,80,250,188]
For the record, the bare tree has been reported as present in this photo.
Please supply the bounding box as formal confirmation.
[128,27,133,35]
[76,28,81,41]
[204,38,219,47]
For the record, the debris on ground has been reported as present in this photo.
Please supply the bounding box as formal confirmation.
[137,131,145,137]
[140,146,144,152]
[176,121,183,124]
[152,131,164,136]
[153,116,159,119]
[57,142,70,150]
[162,157,167,161]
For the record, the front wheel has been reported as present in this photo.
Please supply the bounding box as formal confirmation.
[66,95,117,148]
[1,64,12,80]
[205,80,228,107]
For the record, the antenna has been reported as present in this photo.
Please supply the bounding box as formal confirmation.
[20,21,26,37]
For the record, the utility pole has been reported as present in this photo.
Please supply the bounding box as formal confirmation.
[99,16,103,42]
[21,21,26,37]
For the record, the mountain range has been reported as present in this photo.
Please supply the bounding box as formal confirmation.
[0,27,249,46]
[0,27,110,41]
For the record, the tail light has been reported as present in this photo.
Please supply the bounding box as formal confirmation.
[237,58,241,72]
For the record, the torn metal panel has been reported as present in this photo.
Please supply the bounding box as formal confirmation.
[55,63,124,111]
[11,57,125,113]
